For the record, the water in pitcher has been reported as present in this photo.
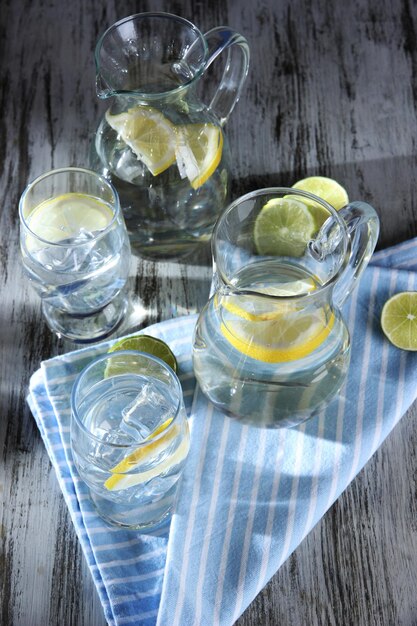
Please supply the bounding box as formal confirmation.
[92,67,230,258]
[193,259,350,428]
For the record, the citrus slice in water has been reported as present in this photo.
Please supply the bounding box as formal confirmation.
[105,105,177,176]
[217,279,317,322]
[254,197,316,257]
[381,292,417,350]
[291,176,349,231]
[26,193,113,246]
[106,334,178,374]
[104,418,189,491]
[176,123,223,190]
[220,307,334,362]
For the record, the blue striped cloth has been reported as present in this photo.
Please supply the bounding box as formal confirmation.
[28,237,417,626]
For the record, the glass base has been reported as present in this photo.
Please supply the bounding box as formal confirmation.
[89,488,177,531]
[42,290,128,343]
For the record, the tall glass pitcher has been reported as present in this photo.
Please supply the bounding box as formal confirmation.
[193,188,379,428]
[91,12,249,259]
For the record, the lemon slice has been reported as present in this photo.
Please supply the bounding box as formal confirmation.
[217,279,317,322]
[291,176,349,230]
[254,197,316,257]
[25,193,113,246]
[381,292,417,350]
[104,418,189,491]
[176,123,223,190]
[105,105,176,176]
[220,308,334,362]
[107,334,178,373]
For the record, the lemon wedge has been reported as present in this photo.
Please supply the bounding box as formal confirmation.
[176,123,223,190]
[105,105,177,176]
[220,307,334,362]
[104,418,189,491]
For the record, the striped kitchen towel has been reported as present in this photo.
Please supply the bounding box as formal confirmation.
[28,237,417,626]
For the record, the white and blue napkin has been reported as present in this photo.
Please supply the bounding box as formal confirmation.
[28,237,417,626]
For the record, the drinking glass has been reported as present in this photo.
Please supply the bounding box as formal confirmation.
[70,350,190,529]
[19,167,131,342]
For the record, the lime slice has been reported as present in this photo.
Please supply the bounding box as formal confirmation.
[107,334,178,373]
[291,176,349,231]
[381,292,417,350]
[106,105,176,176]
[104,418,190,491]
[176,123,223,190]
[220,307,334,362]
[254,197,316,257]
[26,193,113,244]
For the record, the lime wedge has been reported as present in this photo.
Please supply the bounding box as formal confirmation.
[381,292,417,350]
[254,197,316,257]
[107,334,178,373]
[106,105,177,176]
[176,123,223,190]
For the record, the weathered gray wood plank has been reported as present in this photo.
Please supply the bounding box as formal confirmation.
[1,0,417,625]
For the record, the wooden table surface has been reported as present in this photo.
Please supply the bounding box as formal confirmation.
[2,0,417,624]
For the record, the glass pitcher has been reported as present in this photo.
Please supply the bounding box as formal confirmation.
[91,12,249,259]
[192,188,380,428]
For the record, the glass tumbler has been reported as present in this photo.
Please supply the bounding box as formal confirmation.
[70,350,190,530]
[19,167,131,342]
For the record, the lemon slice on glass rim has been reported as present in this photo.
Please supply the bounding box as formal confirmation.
[105,105,177,176]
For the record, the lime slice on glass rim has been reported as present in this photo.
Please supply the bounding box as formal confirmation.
[106,334,178,373]
[381,292,417,350]
[291,176,349,231]
[254,197,316,257]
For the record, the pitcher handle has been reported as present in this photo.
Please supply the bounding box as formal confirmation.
[202,27,250,126]
[333,201,380,308]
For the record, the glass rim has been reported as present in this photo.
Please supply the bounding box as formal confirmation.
[19,167,121,247]
[212,186,350,297]
[71,349,184,448]
[94,11,208,99]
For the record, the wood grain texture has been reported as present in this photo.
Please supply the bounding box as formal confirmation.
[1,0,417,624]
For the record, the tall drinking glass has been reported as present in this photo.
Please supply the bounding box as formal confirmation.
[70,350,190,529]
[19,167,131,342]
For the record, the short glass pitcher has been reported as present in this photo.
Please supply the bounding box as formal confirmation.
[192,188,380,428]
[91,12,250,259]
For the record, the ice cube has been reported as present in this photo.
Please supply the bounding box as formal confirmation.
[119,382,172,441]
